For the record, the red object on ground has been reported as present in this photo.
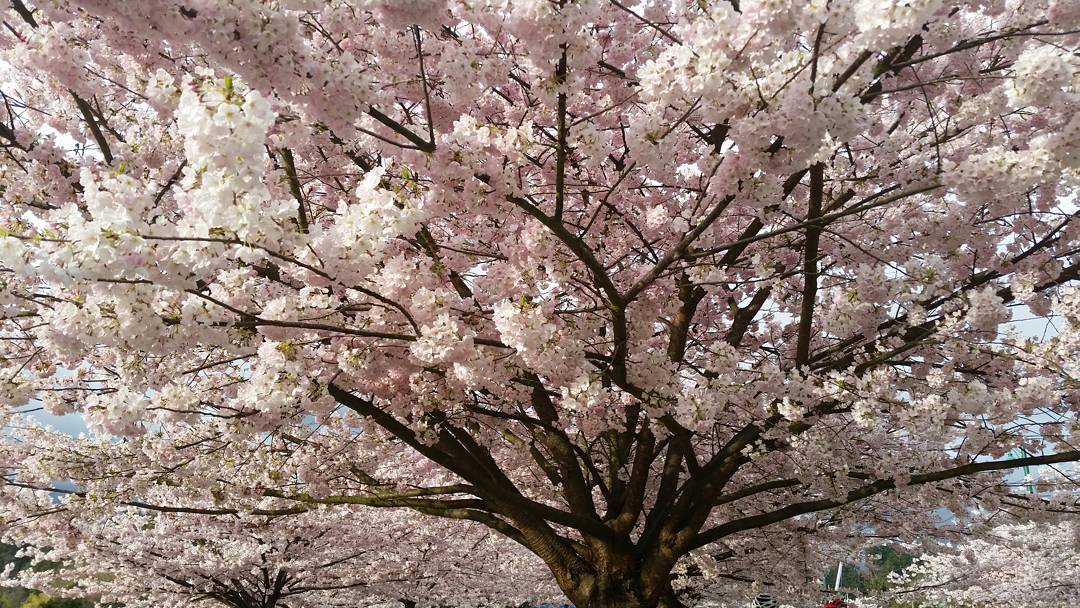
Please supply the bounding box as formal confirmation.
[823,599,846,608]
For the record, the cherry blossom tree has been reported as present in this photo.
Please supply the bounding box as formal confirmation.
[1,0,1079,607]
[4,512,553,608]
[0,426,561,608]
[886,520,1080,608]
[6,507,417,608]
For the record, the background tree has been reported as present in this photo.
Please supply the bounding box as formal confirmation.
[1,544,39,608]
[1,1,1079,607]
[1,427,561,608]
[0,544,94,608]
[886,519,1080,608]
[867,547,917,594]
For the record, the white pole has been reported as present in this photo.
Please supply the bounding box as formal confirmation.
[834,562,843,592]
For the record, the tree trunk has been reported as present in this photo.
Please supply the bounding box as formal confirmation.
[553,543,689,608]
[570,581,688,608]
[568,572,689,608]
[576,576,646,608]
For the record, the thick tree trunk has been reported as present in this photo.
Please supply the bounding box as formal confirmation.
[549,540,688,608]
[559,561,641,608]
[574,584,644,608]
[565,569,688,608]
[569,578,688,608]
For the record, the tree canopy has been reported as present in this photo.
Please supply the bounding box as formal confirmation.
[0,1,1078,607]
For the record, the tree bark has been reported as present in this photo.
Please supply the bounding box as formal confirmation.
[561,549,680,608]
[569,574,688,608]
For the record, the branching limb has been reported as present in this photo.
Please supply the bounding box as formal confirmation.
[690,450,1080,550]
